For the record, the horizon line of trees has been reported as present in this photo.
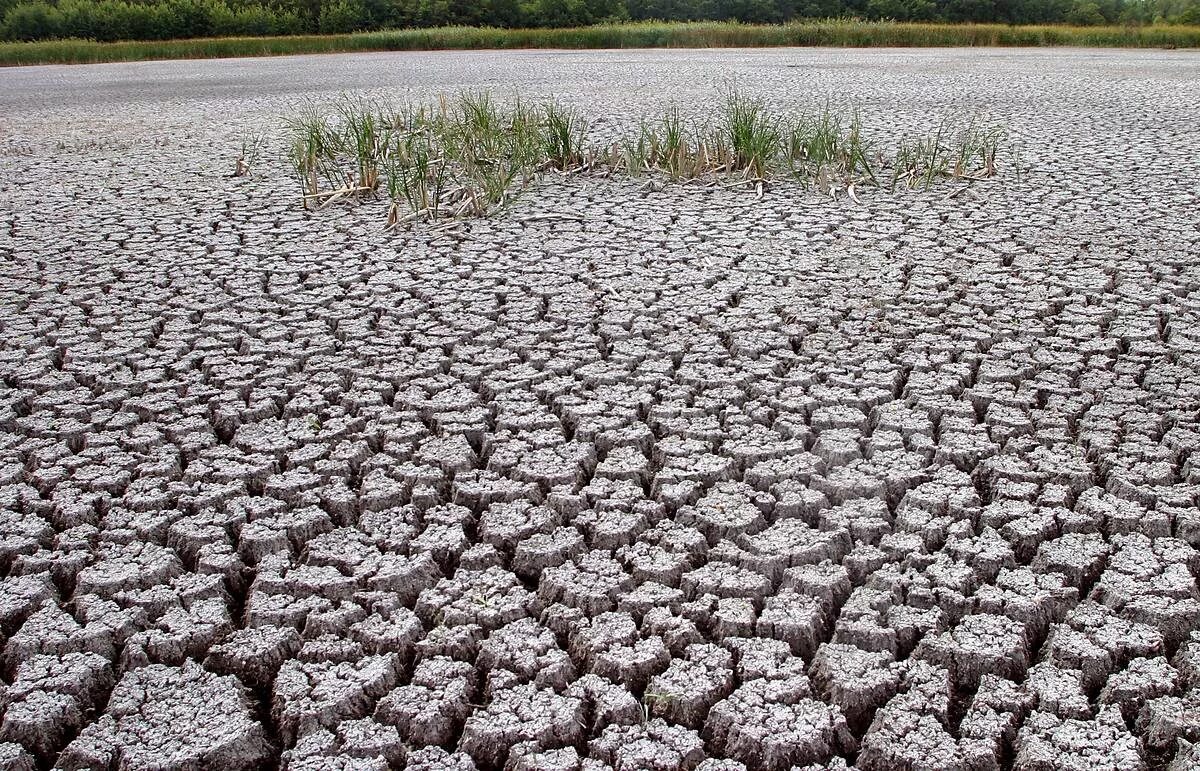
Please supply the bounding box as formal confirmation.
[3,0,1198,43]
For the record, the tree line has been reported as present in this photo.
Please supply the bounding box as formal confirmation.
[3,0,1197,43]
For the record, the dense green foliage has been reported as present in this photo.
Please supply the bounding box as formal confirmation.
[2,20,1197,65]
[1,0,1198,42]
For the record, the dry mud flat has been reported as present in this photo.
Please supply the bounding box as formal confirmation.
[1,49,1199,770]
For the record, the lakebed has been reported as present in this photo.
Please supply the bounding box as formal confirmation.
[0,48,1198,769]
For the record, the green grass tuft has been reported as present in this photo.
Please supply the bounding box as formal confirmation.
[282,88,1011,230]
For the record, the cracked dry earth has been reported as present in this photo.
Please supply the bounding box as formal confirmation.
[1,47,1199,771]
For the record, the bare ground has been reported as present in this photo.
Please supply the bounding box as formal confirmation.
[0,48,1199,770]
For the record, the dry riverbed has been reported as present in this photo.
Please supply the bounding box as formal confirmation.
[0,48,1199,770]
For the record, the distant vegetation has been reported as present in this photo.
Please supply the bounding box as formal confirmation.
[1,19,1198,64]
[2,0,1198,43]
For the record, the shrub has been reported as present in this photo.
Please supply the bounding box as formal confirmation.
[320,0,368,32]
[1066,0,1107,24]
[2,2,62,40]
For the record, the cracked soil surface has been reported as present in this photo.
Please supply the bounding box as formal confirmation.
[0,47,1199,770]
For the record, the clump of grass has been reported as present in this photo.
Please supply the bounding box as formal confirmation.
[889,119,1004,190]
[339,98,390,193]
[282,88,1008,229]
[376,93,562,226]
[786,106,876,192]
[233,130,263,177]
[542,101,588,171]
[287,108,344,208]
[721,91,781,180]
[650,108,695,181]
[384,129,448,226]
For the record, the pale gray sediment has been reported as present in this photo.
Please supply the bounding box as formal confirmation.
[0,47,1198,770]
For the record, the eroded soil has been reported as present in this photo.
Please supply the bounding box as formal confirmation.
[0,48,1199,770]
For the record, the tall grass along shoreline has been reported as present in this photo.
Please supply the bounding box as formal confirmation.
[3,20,1198,66]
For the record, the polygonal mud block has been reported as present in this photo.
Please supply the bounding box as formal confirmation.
[2,599,116,676]
[478,501,561,552]
[73,542,183,599]
[539,551,634,615]
[958,673,1035,761]
[570,611,671,692]
[680,561,770,602]
[887,604,951,658]
[1120,594,1200,650]
[810,642,901,732]
[857,700,965,771]
[506,744,585,771]
[57,662,269,770]
[644,643,734,729]
[566,674,642,733]
[779,562,852,612]
[416,566,534,631]
[415,623,486,662]
[296,634,368,663]
[642,607,704,658]
[616,521,707,588]
[1169,739,1200,771]
[375,657,478,748]
[1135,691,1200,753]
[119,595,232,669]
[717,518,852,584]
[272,654,400,747]
[912,612,1027,691]
[0,652,113,757]
[348,606,424,657]
[710,597,756,640]
[756,590,829,658]
[452,469,541,510]
[941,527,1015,583]
[594,446,652,485]
[405,746,479,771]
[1031,532,1110,589]
[1043,601,1165,691]
[617,582,686,619]
[1014,705,1147,770]
[1024,662,1092,719]
[973,567,1078,640]
[589,719,706,771]
[744,453,827,494]
[477,618,575,692]
[458,683,585,768]
[251,556,358,603]
[676,482,770,545]
[768,481,830,525]
[357,508,420,555]
[721,637,804,683]
[204,624,302,690]
[365,551,442,606]
[237,505,337,563]
[302,527,387,577]
[513,527,586,581]
[1174,632,1200,689]
[0,742,34,771]
[842,544,898,587]
[706,675,856,771]
[1100,657,1180,722]
[574,508,650,550]
[695,761,747,771]
[282,719,407,769]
